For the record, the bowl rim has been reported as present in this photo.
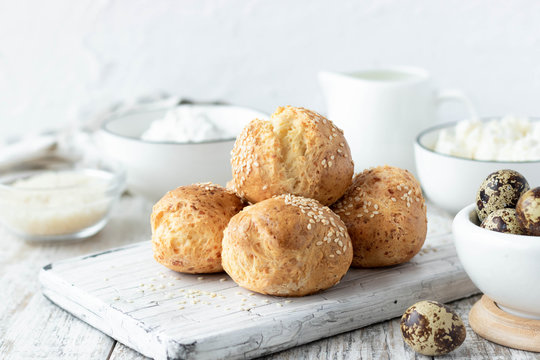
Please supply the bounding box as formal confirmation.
[454,203,540,244]
[100,103,268,146]
[0,161,126,195]
[415,117,540,164]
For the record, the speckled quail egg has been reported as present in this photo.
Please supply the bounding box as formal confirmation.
[401,300,466,356]
[516,187,540,236]
[476,169,529,221]
[480,208,526,235]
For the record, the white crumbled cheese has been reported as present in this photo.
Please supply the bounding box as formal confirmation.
[434,116,540,161]
[141,107,234,143]
[0,171,110,236]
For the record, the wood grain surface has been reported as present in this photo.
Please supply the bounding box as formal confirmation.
[1,195,538,359]
[39,233,477,359]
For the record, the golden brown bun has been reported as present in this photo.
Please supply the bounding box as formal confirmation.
[230,106,354,205]
[151,182,245,273]
[222,194,353,296]
[332,166,427,268]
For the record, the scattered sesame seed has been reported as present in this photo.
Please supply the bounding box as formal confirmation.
[307,224,312,230]
[219,278,227,282]
[336,250,342,255]
[397,186,402,191]
[316,241,323,246]
[356,214,363,218]
[329,254,335,258]
[113,297,120,301]
[328,161,333,167]
[343,245,347,252]
[373,211,379,215]
[285,300,292,304]
[179,306,185,310]
[391,197,397,202]
[197,277,204,280]
[370,214,374,218]
[338,240,343,247]
[262,185,268,190]
[276,303,283,307]
[340,142,344,146]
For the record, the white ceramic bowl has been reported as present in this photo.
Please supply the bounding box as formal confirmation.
[414,121,540,213]
[453,203,540,319]
[98,104,267,202]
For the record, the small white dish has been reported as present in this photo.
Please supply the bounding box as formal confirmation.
[453,203,540,319]
[414,120,540,213]
[98,104,267,202]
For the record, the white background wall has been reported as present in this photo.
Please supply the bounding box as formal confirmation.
[1,0,540,139]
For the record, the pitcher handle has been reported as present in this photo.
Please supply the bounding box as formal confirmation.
[436,89,478,121]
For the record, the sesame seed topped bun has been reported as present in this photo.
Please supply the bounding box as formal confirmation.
[151,182,246,274]
[222,194,353,296]
[332,166,427,268]
[230,106,354,205]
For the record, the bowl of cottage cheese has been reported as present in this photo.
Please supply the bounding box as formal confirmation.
[98,104,268,201]
[414,116,540,213]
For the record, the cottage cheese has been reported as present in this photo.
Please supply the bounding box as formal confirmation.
[434,116,540,161]
[141,107,234,143]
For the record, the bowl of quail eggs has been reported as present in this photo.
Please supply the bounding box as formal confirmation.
[453,169,540,320]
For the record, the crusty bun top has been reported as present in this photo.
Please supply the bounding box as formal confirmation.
[230,106,354,205]
[332,166,427,268]
[151,182,245,273]
[221,194,353,296]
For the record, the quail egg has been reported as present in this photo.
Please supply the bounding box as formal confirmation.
[480,208,525,235]
[516,187,540,236]
[476,169,529,221]
[401,300,466,356]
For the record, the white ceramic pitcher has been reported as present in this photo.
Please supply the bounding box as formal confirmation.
[318,67,476,173]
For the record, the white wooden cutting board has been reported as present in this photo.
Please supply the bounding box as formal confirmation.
[39,232,478,360]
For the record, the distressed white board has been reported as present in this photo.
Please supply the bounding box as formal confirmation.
[39,234,478,360]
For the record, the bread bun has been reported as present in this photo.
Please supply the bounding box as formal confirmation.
[151,182,245,273]
[222,194,352,296]
[230,106,354,205]
[332,166,427,267]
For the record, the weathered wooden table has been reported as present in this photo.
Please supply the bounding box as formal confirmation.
[1,195,537,359]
